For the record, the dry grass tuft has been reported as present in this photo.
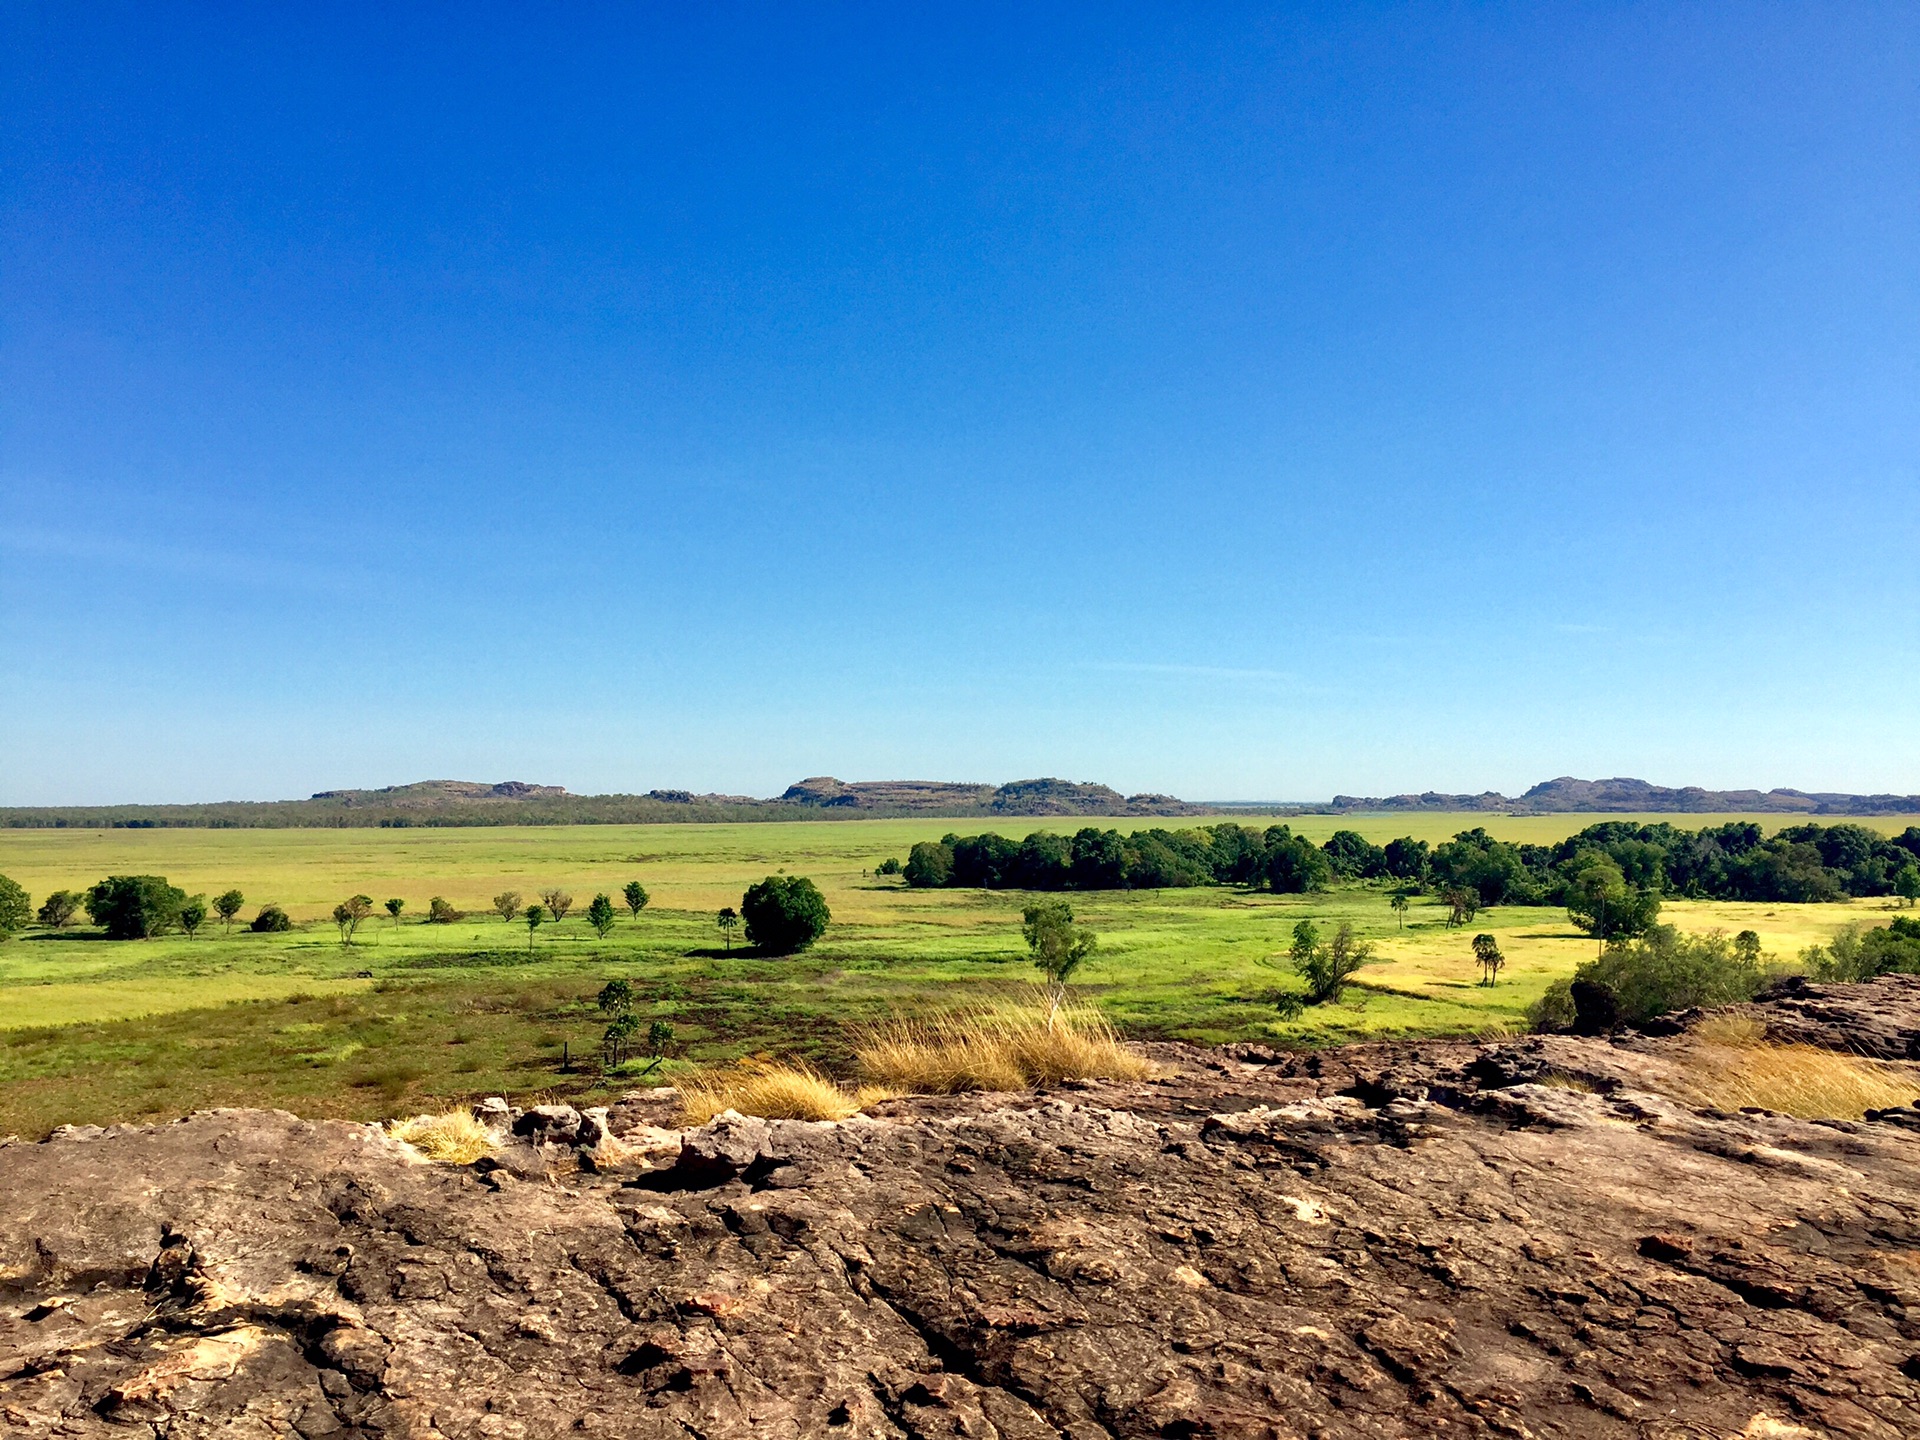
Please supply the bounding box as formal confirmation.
[678,1059,861,1126]
[855,1000,1157,1095]
[1676,1017,1920,1120]
[389,1109,497,1165]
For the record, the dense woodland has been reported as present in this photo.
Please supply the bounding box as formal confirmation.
[902,820,1920,907]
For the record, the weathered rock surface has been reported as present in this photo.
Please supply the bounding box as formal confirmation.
[4,982,1920,1438]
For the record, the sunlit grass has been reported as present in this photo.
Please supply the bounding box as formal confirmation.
[389,1108,497,1164]
[1676,1014,1920,1120]
[678,1058,862,1125]
[855,998,1156,1093]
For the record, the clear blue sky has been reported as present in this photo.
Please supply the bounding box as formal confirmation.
[3,4,1915,805]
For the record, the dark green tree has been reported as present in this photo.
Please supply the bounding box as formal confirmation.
[384,897,405,925]
[1264,832,1333,894]
[716,906,739,951]
[523,902,545,951]
[86,875,187,939]
[602,1012,640,1068]
[250,904,292,933]
[647,1018,675,1056]
[597,979,635,1015]
[740,876,831,954]
[1389,891,1410,929]
[1471,932,1504,986]
[588,892,617,938]
[904,840,954,888]
[1896,865,1920,908]
[622,880,649,918]
[0,875,29,939]
[214,889,246,932]
[179,896,208,939]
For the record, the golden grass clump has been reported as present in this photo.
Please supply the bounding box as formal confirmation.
[678,1059,861,1126]
[1677,1017,1920,1121]
[854,1001,1157,1095]
[389,1109,497,1165]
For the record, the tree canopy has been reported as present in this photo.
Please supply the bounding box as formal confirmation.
[740,875,830,954]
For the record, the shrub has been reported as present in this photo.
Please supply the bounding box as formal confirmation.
[0,875,30,939]
[1801,918,1920,981]
[492,891,521,922]
[1276,920,1377,1012]
[1022,899,1097,1018]
[678,1059,860,1125]
[87,875,187,939]
[390,1110,497,1165]
[251,904,292,933]
[427,896,463,924]
[740,875,830,954]
[587,893,617,938]
[214,889,246,931]
[874,857,902,876]
[1530,925,1768,1031]
[36,889,81,929]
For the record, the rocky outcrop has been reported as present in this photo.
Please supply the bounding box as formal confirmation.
[4,992,1920,1437]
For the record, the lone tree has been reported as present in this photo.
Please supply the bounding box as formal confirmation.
[1277,919,1378,1012]
[1441,887,1478,929]
[587,892,617,939]
[36,889,82,928]
[740,876,830,955]
[523,902,546,952]
[179,896,208,940]
[1896,865,1920,908]
[716,906,739,951]
[646,1019,674,1057]
[1389,892,1410,930]
[214,889,246,932]
[384,897,405,925]
[332,894,374,945]
[1471,932,1504,986]
[0,875,29,940]
[602,1012,640,1068]
[1734,929,1763,966]
[493,891,522,923]
[87,875,187,940]
[540,889,574,925]
[622,881,649,919]
[427,896,463,924]
[1022,898,1098,1024]
[597,979,634,1015]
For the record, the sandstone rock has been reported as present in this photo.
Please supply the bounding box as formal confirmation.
[2,985,1918,1437]
[511,1103,581,1144]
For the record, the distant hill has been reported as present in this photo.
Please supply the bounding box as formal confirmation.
[1328,775,1920,816]
[0,776,1201,828]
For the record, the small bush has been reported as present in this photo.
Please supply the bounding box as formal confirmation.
[427,896,464,924]
[250,903,293,933]
[390,1110,498,1164]
[1801,918,1920,981]
[740,875,830,954]
[678,1059,859,1125]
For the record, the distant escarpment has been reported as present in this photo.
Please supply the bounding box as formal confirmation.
[779,776,1198,816]
[1330,774,1920,816]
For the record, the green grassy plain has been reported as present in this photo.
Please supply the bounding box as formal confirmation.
[0,813,1909,1136]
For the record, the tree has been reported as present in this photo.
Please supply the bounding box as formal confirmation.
[214,889,246,932]
[647,1019,675,1056]
[1389,892,1410,929]
[250,904,292,933]
[1896,865,1920,908]
[597,979,634,1015]
[1441,887,1478,928]
[874,857,902,877]
[540,889,574,924]
[587,893,617,938]
[332,894,373,945]
[384,897,405,925]
[740,876,830,954]
[178,896,208,939]
[904,840,954,888]
[524,902,545,952]
[37,889,81,928]
[1563,853,1661,943]
[602,1012,639,1068]
[86,875,186,939]
[427,896,463,924]
[622,881,649,919]
[1264,833,1334,894]
[1283,919,1378,1006]
[0,875,29,940]
[1472,932,1504,986]
[492,891,522,923]
[716,906,739,951]
[1022,898,1098,1022]
[1734,929,1763,966]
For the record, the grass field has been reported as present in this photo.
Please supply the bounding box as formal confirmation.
[1,813,1909,1137]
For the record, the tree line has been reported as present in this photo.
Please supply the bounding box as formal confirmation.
[897,819,1920,910]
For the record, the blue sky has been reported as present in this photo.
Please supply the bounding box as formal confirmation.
[3,3,1916,804]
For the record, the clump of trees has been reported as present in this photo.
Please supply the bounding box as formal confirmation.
[86,875,187,939]
[1471,933,1504,986]
[1801,917,1920,982]
[740,876,830,954]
